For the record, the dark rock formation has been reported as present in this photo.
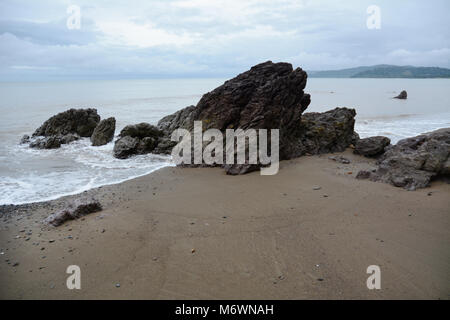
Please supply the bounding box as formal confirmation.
[155,61,311,157]
[24,108,99,149]
[44,199,102,227]
[148,61,358,174]
[356,128,450,190]
[157,105,196,137]
[29,134,80,149]
[295,108,356,157]
[394,90,407,99]
[91,117,116,146]
[20,135,30,144]
[114,136,139,159]
[60,133,80,144]
[30,136,61,149]
[113,123,163,159]
[351,132,360,146]
[154,106,196,154]
[33,108,100,138]
[354,136,391,157]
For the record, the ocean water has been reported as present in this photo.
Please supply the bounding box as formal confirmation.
[0,78,449,205]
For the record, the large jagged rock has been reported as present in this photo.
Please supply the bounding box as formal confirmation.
[113,123,163,159]
[156,61,311,158]
[354,136,391,157]
[91,117,116,146]
[356,128,450,190]
[33,108,100,138]
[150,61,358,174]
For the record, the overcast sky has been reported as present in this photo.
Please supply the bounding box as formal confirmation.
[0,0,449,80]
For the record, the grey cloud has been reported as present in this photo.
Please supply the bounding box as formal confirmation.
[0,18,99,46]
[0,0,448,80]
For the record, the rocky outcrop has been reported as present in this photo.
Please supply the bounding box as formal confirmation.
[295,108,356,157]
[24,108,100,149]
[155,61,311,158]
[91,117,116,146]
[44,199,102,227]
[20,135,30,144]
[157,105,196,137]
[154,106,196,154]
[356,128,450,190]
[29,134,80,149]
[354,136,391,157]
[148,61,358,174]
[29,136,61,149]
[113,123,163,159]
[33,108,100,138]
[394,90,407,99]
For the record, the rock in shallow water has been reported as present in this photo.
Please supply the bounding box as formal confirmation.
[91,117,116,146]
[113,123,163,159]
[23,108,99,149]
[20,134,30,144]
[33,108,100,138]
[394,90,407,99]
[29,134,80,149]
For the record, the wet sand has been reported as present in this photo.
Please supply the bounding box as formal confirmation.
[1,150,449,299]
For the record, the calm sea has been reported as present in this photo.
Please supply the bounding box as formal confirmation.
[0,78,449,205]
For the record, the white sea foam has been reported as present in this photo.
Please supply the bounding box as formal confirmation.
[0,138,174,205]
[355,112,450,144]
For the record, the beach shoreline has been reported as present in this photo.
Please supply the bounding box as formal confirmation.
[1,149,449,299]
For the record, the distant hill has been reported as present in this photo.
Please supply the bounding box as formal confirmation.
[308,65,450,78]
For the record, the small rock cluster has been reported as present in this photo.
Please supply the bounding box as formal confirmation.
[113,123,164,159]
[357,128,450,190]
[21,108,115,149]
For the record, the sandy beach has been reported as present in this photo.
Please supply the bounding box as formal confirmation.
[1,149,449,300]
